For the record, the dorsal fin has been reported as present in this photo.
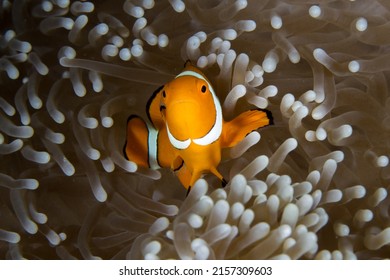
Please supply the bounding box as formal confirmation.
[182,61,210,82]
[146,85,165,129]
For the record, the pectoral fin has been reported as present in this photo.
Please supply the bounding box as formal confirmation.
[221,109,273,148]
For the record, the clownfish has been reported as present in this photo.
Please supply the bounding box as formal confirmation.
[124,61,273,195]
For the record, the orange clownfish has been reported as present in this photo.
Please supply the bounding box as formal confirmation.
[124,62,273,195]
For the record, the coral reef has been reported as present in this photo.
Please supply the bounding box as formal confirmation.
[0,0,389,259]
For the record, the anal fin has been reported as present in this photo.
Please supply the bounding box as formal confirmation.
[174,160,192,190]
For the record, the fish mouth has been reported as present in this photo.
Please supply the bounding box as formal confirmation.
[164,100,200,146]
[165,101,200,127]
[164,101,194,149]
[169,98,199,107]
[166,122,191,150]
[164,97,223,148]
[161,99,198,115]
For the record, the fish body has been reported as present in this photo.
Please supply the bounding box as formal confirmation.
[124,62,272,192]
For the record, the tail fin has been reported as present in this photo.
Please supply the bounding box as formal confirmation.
[221,109,273,148]
[123,115,149,167]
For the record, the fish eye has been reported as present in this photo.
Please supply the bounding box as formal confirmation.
[160,105,166,112]
[196,80,208,94]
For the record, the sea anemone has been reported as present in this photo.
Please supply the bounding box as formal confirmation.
[1,0,390,260]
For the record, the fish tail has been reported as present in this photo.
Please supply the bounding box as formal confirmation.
[123,115,150,168]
